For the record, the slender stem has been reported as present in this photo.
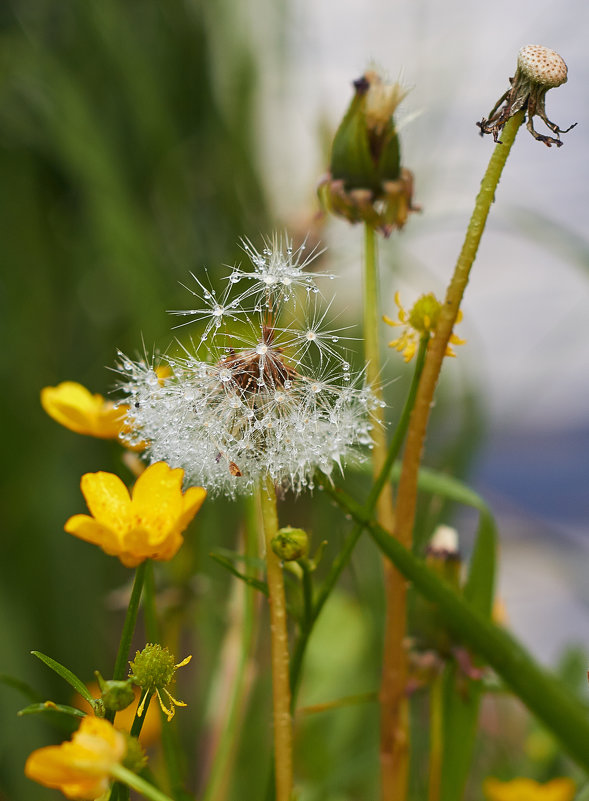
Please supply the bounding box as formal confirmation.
[288,339,428,707]
[427,673,443,801]
[364,223,410,801]
[110,765,180,801]
[106,560,148,723]
[393,111,524,555]
[300,561,313,631]
[131,691,152,738]
[259,477,293,801]
[201,495,259,801]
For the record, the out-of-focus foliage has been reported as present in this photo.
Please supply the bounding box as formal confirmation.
[0,2,267,798]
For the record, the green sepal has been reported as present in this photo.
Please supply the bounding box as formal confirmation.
[376,123,401,182]
[31,650,95,706]
[209,551,268,596]
[330,88,379,192]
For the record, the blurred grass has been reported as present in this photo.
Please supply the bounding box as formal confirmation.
[0,2,267,798]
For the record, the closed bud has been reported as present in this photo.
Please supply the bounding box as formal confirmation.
[95,671,135,712]
[271,526,309,562]
[319,70,418,236]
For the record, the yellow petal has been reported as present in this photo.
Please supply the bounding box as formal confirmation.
[131,463,184,525]
[178,486,207,529]
[484,777,575,801]
[64,515,123,555]
[41,382,126,439]
[80,472,132,533]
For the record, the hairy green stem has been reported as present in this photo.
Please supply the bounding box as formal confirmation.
[259,477,293,801]
[393,111,524,557]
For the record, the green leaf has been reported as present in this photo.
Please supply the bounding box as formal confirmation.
[31,651,94,705]
[209,553,268,597]
[0,673,41,703]
[440,505,497,801]
[326,485,589,773]
[18,702,86,719]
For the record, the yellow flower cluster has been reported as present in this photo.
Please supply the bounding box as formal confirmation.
[384,291,465,362]
[25,716,126,800]
[65,462,206,567]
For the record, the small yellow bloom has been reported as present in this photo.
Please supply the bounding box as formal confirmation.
[484,777,576,801]
[384,291,465,362]
[65,462,206,567]
[25,716,126,800]
[41,382,129,439]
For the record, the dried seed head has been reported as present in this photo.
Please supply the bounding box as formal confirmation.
[517,45,568,88]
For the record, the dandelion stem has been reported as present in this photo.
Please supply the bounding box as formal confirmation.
[107,561,148,723]
[259,477,293,801]
[393,111,525,581]
[363,223,410,801]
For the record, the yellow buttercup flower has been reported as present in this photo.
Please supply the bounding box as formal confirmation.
[25,716,126,800]
[384,291,465,362]
[65,462,206,567]
[41,382,130,440]
[484,777,576,801]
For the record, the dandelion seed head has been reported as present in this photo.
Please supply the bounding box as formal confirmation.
[117,235,378,498]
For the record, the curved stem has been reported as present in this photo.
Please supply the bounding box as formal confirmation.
[259,477,293,801]
[393,111,524,553]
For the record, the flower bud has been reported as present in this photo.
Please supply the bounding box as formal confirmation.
[425,525,461,589]
[319,70,418,236]
[95,671,135,712]
[122,734,148,774]
[271,526,309,562]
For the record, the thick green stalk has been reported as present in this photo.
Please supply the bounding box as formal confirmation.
[327,485,589,774]
[393,111,524,556]
[202,495,259,801]
[259,478,293,801]
[364,222,409,801]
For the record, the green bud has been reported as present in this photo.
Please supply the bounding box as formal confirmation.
[271,527,309,562]
[94,671,135,712]
[319,70,418,236]
[122,734,148,774]
[129,644,177,691]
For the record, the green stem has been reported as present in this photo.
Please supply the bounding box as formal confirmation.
[393,111,525,556]
[106,560,148,723]
[327,484,589,773]
[110,765,181,801]
[143,561,160,642]
[288,339,428,707]
[427,673,443,801]
[259,477,293,801]
[201,495,259,801]
[130,690,152,738]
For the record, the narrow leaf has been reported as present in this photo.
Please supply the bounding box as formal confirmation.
[18,702,86,719]
[209,553,268,596]
[31,651,94,704]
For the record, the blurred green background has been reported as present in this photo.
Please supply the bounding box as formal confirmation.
[2,2,589,800]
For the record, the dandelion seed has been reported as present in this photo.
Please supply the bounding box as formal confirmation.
[118,235,378,498]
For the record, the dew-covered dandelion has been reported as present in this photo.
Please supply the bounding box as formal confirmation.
[117,235,379,498]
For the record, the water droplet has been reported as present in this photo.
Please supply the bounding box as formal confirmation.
[219,368,232,382]
[332,336,339,342]
[255,343,268,355]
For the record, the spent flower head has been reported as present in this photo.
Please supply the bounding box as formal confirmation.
[477,45,576,147]
[118,235,379,498]
[384,291,465,362]
[129,644,192,722]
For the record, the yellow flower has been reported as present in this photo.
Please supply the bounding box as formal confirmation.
[484,777,576,801]
[65,462,206,567]
[384,291,465,362]
[41,382,130,439]
[25,716,126,800]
